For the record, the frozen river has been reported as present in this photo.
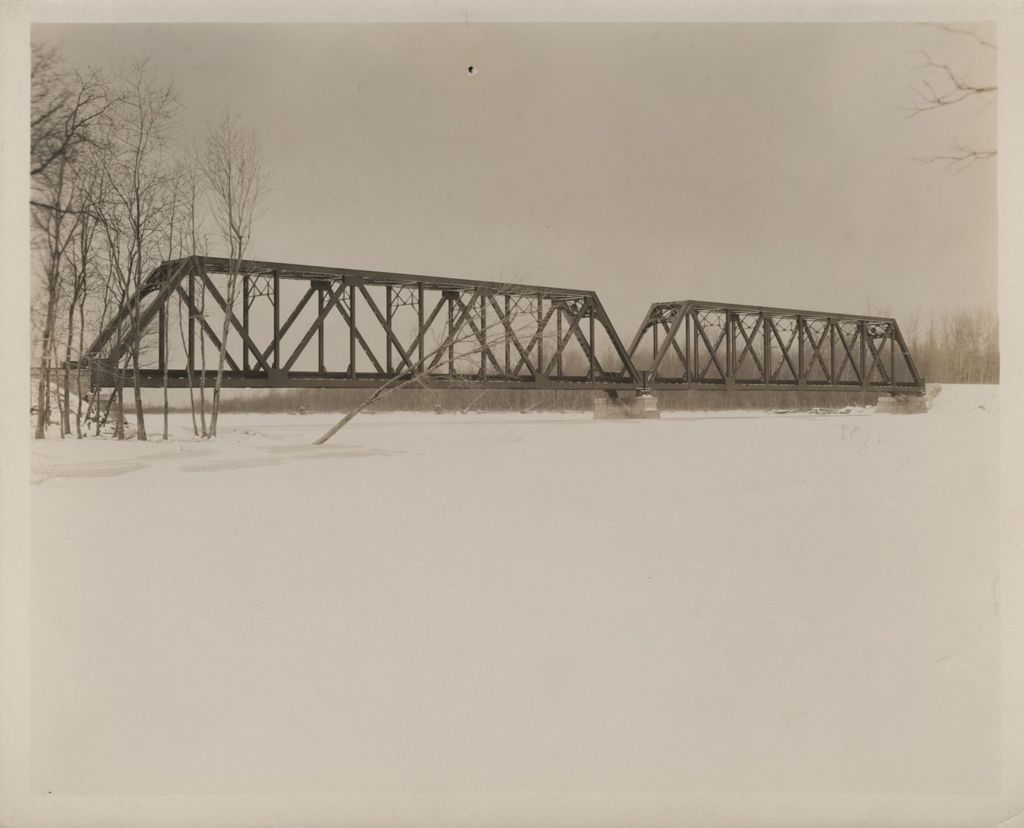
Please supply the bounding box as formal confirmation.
[29,385,1000,798]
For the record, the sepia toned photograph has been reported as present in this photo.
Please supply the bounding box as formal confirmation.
[2,5,1022,827]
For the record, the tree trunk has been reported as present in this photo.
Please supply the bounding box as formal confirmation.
[313,386,389,445]
[97,387,116,434]
[76,293,85,438]
[34,365,50,438]
[198,282,208,437]
[34,294,58,439]
[177,294,199,436]
[186,365,199,436]
[115,359,127,440]
[130,282,147,439]
[314,374,424,445]
[208,272,237,438]
[199,375,208,436]
[162,315,169,440]
[210,384,221,435]
[132,346,147,440]
[54,384,65,439]
[51,333,66,440]
[49,335,65,439]
[162,378,169,438]
[63,299,76,435]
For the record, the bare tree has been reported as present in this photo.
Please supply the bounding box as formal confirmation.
[30,44,114,439]
[198,110,267,437]
[95,58,181,440]
[159,165,185,439]
[62,161,106,437]
[31,156,81,438]
[93,191,135,440]
[169,158,208,437]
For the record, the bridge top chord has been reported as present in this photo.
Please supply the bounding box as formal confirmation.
[160,256,597,301]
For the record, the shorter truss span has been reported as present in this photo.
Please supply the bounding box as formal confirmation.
[626,300,924,394]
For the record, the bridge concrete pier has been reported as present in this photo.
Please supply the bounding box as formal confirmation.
[593,392,661,420]
[875,382,938,414]
[874,394,930,414]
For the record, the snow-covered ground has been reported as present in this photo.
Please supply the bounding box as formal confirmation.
[29,385,1000,796]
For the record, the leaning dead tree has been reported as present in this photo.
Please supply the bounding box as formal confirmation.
[313,291,564,444]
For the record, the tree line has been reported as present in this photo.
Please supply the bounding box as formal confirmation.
[903,305,999,385]
[31,45,265,441]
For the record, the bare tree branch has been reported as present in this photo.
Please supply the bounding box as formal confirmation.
[920,23,996,50]
[902,29,997,176]
[913,143,996,174]
[31,44,119,180]
[902,49,996,118]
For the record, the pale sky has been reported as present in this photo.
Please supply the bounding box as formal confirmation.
[35,22,997,331]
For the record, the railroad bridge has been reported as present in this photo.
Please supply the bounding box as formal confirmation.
[82,256,925,399]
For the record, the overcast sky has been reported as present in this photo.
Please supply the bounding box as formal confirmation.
[36,22,997,331]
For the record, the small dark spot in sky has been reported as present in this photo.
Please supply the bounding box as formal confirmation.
[467,66,477,76]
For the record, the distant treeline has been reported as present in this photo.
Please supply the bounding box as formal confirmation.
[902,305,998,385]
[146,386,892,415]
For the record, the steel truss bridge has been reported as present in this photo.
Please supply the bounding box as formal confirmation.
[82,256,925,397]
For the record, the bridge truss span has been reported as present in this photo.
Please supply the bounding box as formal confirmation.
[82,258,925,397]
[626,300,925,395]
[83,256,642,391]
